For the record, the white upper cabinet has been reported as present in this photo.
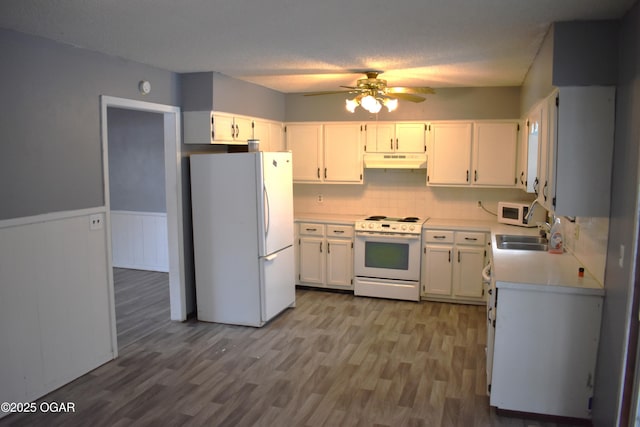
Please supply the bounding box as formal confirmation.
[427,121,519,187]
[546,86,616,217]
[427,122,473,185]
[473,122,518,187]
[364,122,426,153]
[323,123,363,183]
[183,111,282,146]
[285,122,363,184]
[285,123,323,182]
[253,118,285,152]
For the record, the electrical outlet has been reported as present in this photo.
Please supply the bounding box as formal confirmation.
[89,213,104,230]
[317,194,323,204]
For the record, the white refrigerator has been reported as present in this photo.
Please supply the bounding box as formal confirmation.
[190,152,295,327]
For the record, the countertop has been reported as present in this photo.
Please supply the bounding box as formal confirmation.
[423,217,604,296]
[294,212,362,224]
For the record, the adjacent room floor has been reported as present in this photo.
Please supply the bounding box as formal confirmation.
[0,277,581,426]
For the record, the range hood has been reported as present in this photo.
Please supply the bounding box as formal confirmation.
[363,153,427,169]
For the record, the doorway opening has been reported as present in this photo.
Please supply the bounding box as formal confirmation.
[100,96,189,356]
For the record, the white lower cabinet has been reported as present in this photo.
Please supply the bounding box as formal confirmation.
[489,286,602,419]
[421,229,487,303]
[297,222,354,290]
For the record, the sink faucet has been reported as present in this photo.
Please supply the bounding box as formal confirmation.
[524,199,541,224]
[537,221,551,238]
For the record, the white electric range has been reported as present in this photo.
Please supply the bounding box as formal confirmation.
[353,215,428,301]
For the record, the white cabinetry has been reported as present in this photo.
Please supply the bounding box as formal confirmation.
[297,222,354,290]
[427,121,518,187]
[421,229,487,303]
[286,123,363,184]
[183,111,279,145]
[253,118,285,152]
[364,122,426,153]
[490,286,602,419]
[524,86,615,216]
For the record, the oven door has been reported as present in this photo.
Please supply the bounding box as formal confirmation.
[354,232,422,281]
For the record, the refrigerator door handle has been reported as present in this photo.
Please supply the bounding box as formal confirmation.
[264,253,278,262]
[264,185,271,237]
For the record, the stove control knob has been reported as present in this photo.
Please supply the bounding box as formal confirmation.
[360,223,366,229]
[368,223,374,229]
[401,225,407,231]
[409,225,415,231]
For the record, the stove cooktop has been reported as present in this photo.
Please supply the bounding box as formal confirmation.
[356,215,428,234]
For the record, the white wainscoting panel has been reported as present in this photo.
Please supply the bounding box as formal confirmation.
[111,211,169,272]
[0,209,114,411]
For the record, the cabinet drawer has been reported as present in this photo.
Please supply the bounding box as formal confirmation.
[326,224,353,238]
[455,232,486,246]
[299,223,325,236]
[424,230,454,243]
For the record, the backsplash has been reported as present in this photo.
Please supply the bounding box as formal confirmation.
[294,169,531,220]
[563,217,609,285]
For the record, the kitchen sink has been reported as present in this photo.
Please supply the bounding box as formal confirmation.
[495,234,548,251]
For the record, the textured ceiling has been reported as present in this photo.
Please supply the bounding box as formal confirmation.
[0,0,634,93]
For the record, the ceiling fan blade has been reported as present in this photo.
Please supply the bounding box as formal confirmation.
[303,90,353,96]
[339,85,358,89]
[391,93,426,103]
[388,86,436,95]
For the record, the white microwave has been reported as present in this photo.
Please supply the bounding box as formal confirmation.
[497,201,546,227]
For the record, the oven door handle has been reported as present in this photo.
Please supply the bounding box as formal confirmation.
[356,232,420,240]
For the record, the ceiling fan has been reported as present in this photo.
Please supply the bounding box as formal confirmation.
[304,71,435,113]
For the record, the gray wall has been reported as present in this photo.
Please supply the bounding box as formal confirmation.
[107,108,166,213]
[180,71,286,122]
[0,28,180,220]
[593,2,640,426]
[520,25,555,115]
[286,86,521,122]
[553,20,619,87]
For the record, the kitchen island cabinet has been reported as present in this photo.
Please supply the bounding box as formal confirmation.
[487,229,604,420]
[489,285,602,420]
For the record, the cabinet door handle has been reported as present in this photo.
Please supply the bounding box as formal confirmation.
[543,181,548,201]
[317,168,320,179]
[466,170,470,182]
[458,250,461,263]
[235,124,239,138]
[464,237,478,241]
[520,171,524,185]
[390,139,393,150]
[231,123,236,138]
[433,235,447,239]
[448,250,451,262]
[396,138,399,150]
[333,230,345,234]
[533,177,539,195]
[305,228,317,232]
[474,170,478,182]
[320,242,323,253]
[327,242,331,254]
[324,168,327,179]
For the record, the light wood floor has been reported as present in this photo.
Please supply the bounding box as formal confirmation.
[1,273,583,427]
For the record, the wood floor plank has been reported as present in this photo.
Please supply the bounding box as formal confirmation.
[0,280,584,427]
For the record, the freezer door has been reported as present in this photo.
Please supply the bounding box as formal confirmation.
[258,152,294,256]
[260,245,296,322]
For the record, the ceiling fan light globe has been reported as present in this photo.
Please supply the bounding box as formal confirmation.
[345,98,359,113]
[361,95,377,111]
[384,98,398,112]
[367,99,382,114]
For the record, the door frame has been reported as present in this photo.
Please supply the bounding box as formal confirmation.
[100,96,187,353]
